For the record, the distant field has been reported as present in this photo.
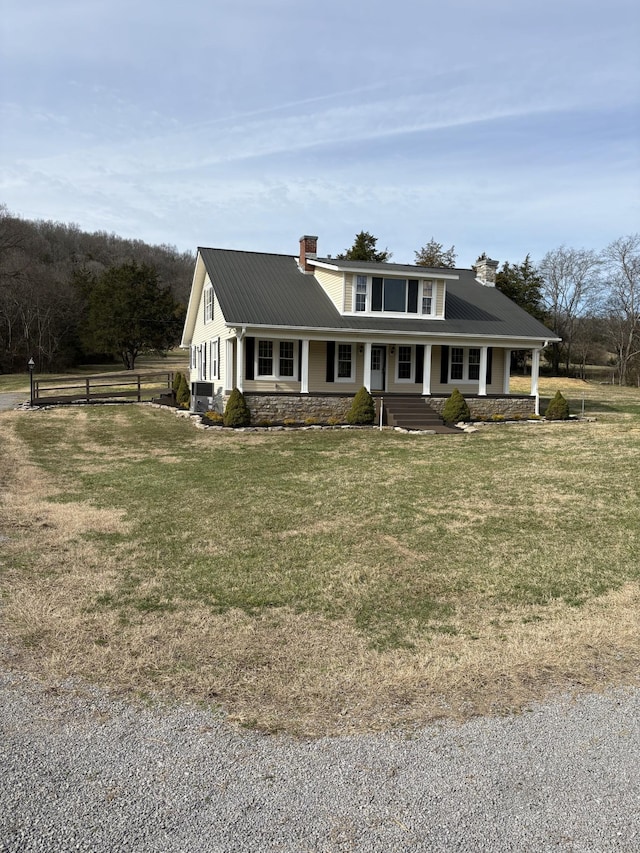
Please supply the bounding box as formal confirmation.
[0,352,189,394]
[1,378,639,735]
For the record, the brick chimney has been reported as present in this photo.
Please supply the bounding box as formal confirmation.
[299,235,318,272]
[474,255,499,287]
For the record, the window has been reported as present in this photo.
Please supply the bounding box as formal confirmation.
[397,345,412,380]
[258,340,273,376]
[355,275,367,311]
[211,338,218,380]
[422,282,433,315]
[204,286,214,323]
[256,339,298,379]
[450,347,481,382]
[279,341,294,377]
[337,343,353,379]
[451,347,464,381]
[371,278,419,314]
[468,348,480,381]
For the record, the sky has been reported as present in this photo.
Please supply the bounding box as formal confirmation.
[1,0,639,268]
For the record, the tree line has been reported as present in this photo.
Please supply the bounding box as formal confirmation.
[340,231,640,385]
[0,205,193,373]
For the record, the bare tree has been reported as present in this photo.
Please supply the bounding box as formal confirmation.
[601,234,640,385]
[539,246,602,373]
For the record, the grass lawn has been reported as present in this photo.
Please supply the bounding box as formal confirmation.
[1,376,639,735]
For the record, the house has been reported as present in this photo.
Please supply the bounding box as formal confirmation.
[180,235,559,425]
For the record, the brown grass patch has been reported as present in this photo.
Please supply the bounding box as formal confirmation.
[2,407,640,736]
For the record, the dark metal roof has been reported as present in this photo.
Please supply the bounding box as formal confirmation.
[198,247,556,341]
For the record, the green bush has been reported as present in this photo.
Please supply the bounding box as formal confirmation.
[347,386,376,425]
[176,373,190,408]
[223,388,251,427]
[442,388,470,423]
[545,390,570,420]
[172,371,183,394]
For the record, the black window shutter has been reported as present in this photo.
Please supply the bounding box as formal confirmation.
[486,347,493,385]
[298,340,302,380]
[372,278,383,312]
[245,336,255,381]
[440,345,449,384]
[415,345,424,384]
[217,339,221,380]
[408,280,419,313]
[326,341,335,382]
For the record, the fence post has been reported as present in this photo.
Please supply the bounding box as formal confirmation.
[137,375,142,402]
[86,378,90,403]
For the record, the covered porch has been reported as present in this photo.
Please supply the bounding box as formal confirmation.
[227,333,544,412]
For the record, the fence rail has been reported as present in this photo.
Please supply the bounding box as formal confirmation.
[32,371,175,405]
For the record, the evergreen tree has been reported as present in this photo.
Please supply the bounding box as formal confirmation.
[495,255,546,323]
[347,386,376,425]
[414,238,456,268]
[83,261,184,369]
[223,388,251,427]
[442,388,470,423]
[337,231,391,263]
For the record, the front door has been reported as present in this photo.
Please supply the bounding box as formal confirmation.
[371,346,386,391]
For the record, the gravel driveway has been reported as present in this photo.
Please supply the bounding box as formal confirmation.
[0,392,28,412]
[1,670,638,852]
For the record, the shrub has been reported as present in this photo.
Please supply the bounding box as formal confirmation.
[223,388,251,427]
[176,373,190,408]
[203,411,223,425]
[347,386,376,425]
[491,413,505,422]
[442,388,470,423]
[544,390,570,420]
[172,371,183,394]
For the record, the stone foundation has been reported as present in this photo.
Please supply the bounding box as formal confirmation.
[241,393,355,425]
[208,392,535,424]
[428,395,536,419]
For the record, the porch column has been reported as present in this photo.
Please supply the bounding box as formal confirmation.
[363,342,372,391]
[300,338,310,393]
[478,346,488,396]
[225,339,234,392]
[503,349,511,394]
[236,334,244,392]
[422,344,432,395]
[531,347,541,414]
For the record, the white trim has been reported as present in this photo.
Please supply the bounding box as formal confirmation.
[309,259,460,280]
[301,339,309,393]
[335,342,354,382]
[225,339,234,392]
[395,344,414,383]
[423,344,432,396]
[363,342,372,391]
[478,346,488,396]
[255,338,299,381]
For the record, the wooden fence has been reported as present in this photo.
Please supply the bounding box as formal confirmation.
[32,371,176,406]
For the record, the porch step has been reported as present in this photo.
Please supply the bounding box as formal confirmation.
[383,397,463,433]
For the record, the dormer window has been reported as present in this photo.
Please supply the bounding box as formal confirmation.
[372,277,419,313]
[422,282,433,315]
[348,273,445,318]
[355,275,367,311]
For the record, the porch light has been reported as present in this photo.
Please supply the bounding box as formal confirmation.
[390,346,395,355]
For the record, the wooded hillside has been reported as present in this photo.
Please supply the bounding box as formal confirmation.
[0,205,194,373]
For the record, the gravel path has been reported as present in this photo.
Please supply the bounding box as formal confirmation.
[1,670,638,852]
[0,393,28,412]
